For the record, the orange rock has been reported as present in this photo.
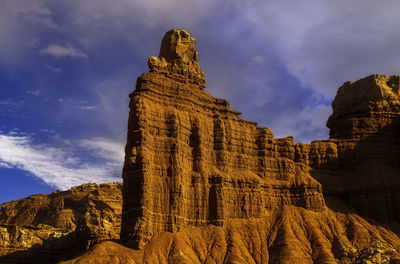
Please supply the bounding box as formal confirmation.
[121,30,325,249]
[0,183,122,263]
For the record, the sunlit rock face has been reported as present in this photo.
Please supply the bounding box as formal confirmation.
[121,29,327,250]
[0,183,122,263]
[148,29,205,89]
[120,29,400,264]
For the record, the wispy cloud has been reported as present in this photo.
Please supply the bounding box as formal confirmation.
[40,44,88,59]
[0,133,122,189]
[45,65,63,73]
[0,100,25,115]
[26,89,42,96]
[79,105,97,110]
[79,137,124,165]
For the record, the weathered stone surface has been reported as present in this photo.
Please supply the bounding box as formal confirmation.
[121,30,325,249]
[63,206,400,264]
[148,29,205,89]
[117,30,400,263]
[297,75,400,224]
[0,183,122,263]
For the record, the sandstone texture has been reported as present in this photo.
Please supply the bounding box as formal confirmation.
[121,29,325,249]
[0,183,122,263]
[116,29,400,263]
[306,75,400,224]
[63,207,400,264]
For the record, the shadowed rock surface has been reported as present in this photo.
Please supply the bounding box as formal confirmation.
[0,183,122,263]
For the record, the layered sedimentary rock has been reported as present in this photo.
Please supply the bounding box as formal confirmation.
[116,29,400,263]
[298,75,400,223]
[121,29,325,249]
[0,183,122,263]
[64,207,400,264]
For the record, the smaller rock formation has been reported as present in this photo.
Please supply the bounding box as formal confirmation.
[327,74,400,139]
[306,74,400,223]
[0,183,122,263]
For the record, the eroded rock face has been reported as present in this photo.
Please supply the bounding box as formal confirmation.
[63,206,400,264]
[119,29,400,262]
[0,183,122,263]
[299,75,400,224]
[122,29,325,249]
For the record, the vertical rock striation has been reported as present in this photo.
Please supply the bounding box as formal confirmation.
[121,29,325,248]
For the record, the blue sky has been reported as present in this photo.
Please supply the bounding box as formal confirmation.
[1,0,400,203]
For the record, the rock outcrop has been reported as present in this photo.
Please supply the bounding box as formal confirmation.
[0,183,122,263]
[300,75,400,224]
[116,29,400,263]
[121,29,325,249]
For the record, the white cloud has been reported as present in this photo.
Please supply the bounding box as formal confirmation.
[0,100,14,105]
[0,133,122,190]
[79,137,124,165]
[40,44,87,58]
[0,162,12,169]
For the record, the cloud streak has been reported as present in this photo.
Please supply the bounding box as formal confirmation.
[0,133,123,190]
[40,44,88,59]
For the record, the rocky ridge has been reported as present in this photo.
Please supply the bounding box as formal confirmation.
[0,183,122,263]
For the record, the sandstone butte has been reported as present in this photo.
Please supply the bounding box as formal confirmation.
[1,29,400,264]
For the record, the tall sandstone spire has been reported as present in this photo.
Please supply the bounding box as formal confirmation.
[121,29,325,248]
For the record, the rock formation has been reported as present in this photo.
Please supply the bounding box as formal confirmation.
[0,183,122,263]
[117,29,400,263]
[3,29,400,264]
[302,75,400,223]
[121,29,325,249]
